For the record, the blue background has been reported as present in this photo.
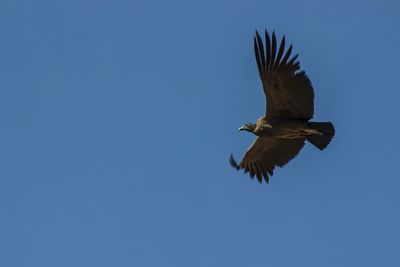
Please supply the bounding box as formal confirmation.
[1,0,399,266]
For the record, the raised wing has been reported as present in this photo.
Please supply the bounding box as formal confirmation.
[254,30,314,120]
[230,137,305,183]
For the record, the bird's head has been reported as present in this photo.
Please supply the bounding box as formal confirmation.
[238,123,256,133]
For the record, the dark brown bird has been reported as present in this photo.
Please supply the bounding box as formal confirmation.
[230,30,335,184]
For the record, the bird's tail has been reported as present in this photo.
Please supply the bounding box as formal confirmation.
[306,122,335,150]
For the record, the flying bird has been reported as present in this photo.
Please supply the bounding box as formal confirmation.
[230,30,335,184]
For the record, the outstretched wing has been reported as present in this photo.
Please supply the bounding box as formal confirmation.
[230,137,305,183]
[254,30,314,120]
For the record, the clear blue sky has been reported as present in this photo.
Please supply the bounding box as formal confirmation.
[1,0,399,266]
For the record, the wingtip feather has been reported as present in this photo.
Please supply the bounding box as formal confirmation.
[229,154,240,170]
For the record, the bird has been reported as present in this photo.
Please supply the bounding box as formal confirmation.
[230,30,335,184]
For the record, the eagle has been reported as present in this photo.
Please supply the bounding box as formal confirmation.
[230,30,335,184]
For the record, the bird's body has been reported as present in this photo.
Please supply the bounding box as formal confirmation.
[230,30,335,184]
[250,117,315,138]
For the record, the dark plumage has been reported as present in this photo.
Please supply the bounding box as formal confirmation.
[230,30,335,184]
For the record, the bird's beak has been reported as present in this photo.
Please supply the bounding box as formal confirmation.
[238,125,246,131]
